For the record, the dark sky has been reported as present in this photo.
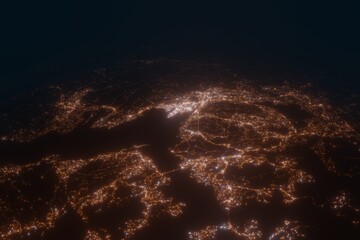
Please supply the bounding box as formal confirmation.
[1,1,359,97]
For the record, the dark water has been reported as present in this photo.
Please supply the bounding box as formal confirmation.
[1,1,360,238]
[0,59,359,239]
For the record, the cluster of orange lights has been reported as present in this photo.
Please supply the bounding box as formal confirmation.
[0,81,359,239]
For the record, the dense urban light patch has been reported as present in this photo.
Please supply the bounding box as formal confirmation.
[0,80,359,239]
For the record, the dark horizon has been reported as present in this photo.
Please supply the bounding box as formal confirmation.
[0,1,359,239]
[1,1,360,99]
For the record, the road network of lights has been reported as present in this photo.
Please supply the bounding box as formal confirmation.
[0,81,359,239]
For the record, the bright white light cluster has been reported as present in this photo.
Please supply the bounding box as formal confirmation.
[0,82,359,239]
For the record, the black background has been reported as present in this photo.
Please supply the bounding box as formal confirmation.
[1,0,360,99]
[0,2,360,239]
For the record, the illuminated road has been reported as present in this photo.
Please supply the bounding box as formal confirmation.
[0,61,359,239]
